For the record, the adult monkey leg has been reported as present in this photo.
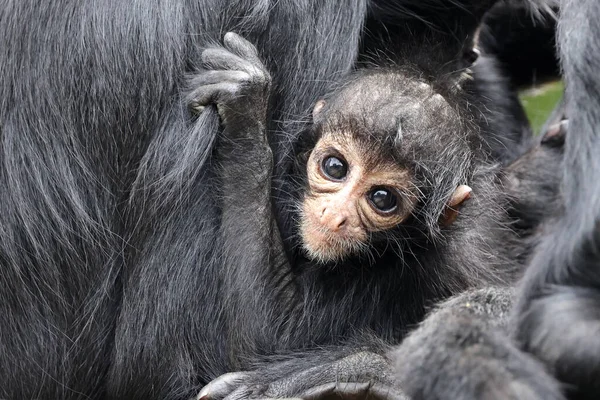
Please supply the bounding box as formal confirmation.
[0,0,365,398]
[199,289,563,400]
[512,0,600,397]
[0,2,193,398]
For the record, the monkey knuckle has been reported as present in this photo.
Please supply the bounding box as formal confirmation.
[247,66,270,86]
[223,31,237,43]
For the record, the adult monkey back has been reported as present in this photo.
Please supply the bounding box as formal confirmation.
[0,1,551,400]
[0,1,365,399]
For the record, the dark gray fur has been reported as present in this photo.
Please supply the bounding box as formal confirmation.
[0,0,569,400]
[511,0,600,398]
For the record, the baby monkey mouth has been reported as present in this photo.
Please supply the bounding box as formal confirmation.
[300,225,368,263]
[299,204,369,263]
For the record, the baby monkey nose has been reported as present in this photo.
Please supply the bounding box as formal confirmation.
[320,207,348,232]
[331,215,347,231]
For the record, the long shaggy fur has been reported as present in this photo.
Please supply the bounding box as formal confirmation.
[512,0,600,398]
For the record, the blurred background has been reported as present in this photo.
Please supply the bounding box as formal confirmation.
[521,81,562,133]
[481,2,561,134]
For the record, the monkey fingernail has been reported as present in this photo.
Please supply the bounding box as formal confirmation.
[190,103,206,114]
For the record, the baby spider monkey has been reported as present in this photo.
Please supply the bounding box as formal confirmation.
[298,72,477,263]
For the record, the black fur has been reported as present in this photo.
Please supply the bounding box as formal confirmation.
[194,2,564,399]
[479,1,559,89]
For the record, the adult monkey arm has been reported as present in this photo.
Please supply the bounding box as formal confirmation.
[512,0,600,397]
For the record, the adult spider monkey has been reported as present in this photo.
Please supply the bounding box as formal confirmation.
[0,0,567,399]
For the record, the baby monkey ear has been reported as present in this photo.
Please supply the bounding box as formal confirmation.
[440,185,472,227]
[312,99,326,120]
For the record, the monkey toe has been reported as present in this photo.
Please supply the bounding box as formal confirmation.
[300,382,409,400]
[197,372,254,400]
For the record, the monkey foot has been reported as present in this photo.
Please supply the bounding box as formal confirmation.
[196,352,408,400]
[197,374,408,400]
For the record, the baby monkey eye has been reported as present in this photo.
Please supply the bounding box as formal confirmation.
[321,156,348,181]
[368,187,398,213]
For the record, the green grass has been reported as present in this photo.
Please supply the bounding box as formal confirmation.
[519,80,564,134]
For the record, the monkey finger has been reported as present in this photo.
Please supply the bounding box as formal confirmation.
[220,385,259,400]
[300,382,409,400]
[196,372,253,400]
[202,48,255,72]
[185,82,239,109]
[223,32,262,65]
[188,70,252,87]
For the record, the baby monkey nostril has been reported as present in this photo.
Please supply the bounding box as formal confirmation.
[334,216,347,230]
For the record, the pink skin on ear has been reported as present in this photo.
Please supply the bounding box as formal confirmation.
[441,185,472,226]
[312,100,326,120]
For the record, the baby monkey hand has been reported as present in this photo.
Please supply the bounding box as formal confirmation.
[188,32,271,134]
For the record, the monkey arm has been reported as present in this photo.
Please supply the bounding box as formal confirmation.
[512,0,600,396]
[197,288,563,400]
[188,31,280,263]
[188,33,292,351]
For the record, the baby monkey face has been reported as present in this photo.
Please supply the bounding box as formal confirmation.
[300,132,416,263]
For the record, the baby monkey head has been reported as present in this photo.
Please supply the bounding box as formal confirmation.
[300,124,417,263]
[299,71,473,264]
